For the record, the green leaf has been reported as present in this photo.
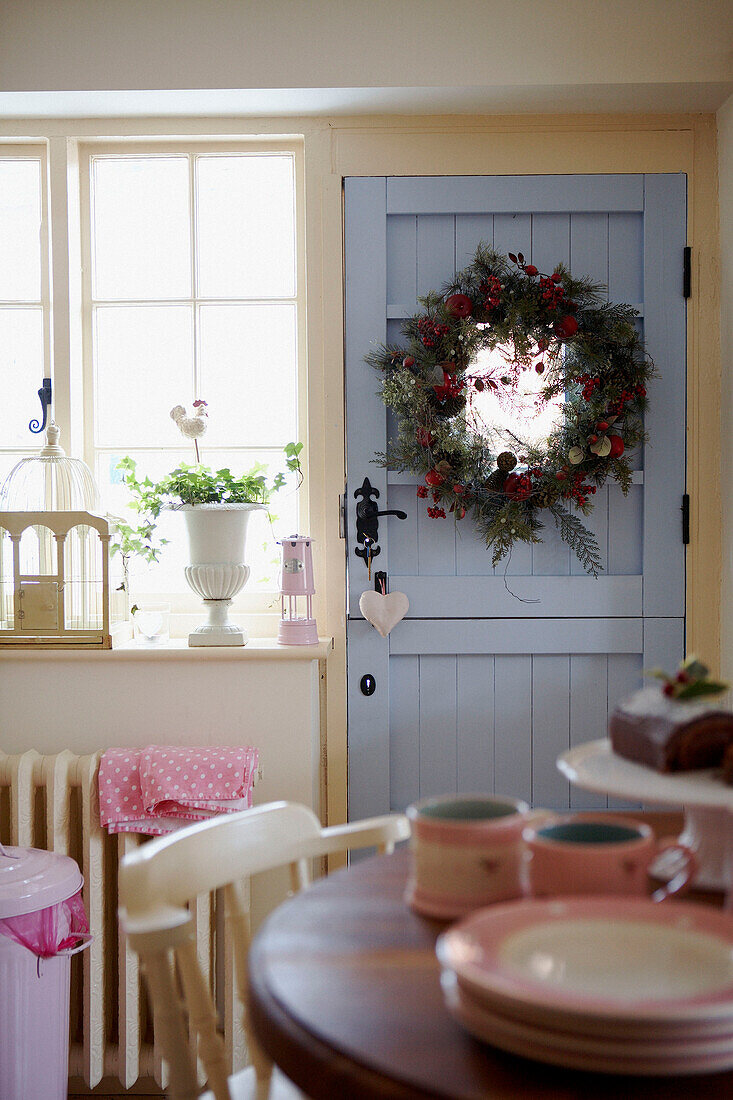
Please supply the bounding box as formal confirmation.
[682,657,710,680]
[676,680,729,701]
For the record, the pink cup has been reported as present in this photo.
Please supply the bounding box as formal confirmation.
[405,794,549,920]
[523,814,697,902]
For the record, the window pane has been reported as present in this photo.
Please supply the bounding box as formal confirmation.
[0,160,42,301]
[0,451,31,491]
[92,157,191,299]
[0,308,44,446]
[98,447,296,596]
[209,448,298,591]
[196,155,295,299]
[97,447,190,599]
[94,305,194,447]
[198,303,297,448]
[467,345,564,451]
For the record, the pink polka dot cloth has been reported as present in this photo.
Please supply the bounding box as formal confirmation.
[98,745,259,836]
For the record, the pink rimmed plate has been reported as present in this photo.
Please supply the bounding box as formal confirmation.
[436,896,733,1025]
[442,973,733,1076]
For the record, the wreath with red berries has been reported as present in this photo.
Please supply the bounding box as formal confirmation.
[367,243,652,575]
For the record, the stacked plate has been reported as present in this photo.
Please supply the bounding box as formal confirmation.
[436,896,733,1076]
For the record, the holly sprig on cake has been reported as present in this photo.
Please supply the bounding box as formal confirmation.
[647,657,728,702]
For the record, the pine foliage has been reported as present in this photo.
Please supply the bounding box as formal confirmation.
[364,242,654,578]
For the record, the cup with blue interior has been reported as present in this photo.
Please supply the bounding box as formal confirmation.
[405,793,548,919]
[523,814,697,902]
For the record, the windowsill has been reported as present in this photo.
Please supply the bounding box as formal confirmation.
[0,636,333,660]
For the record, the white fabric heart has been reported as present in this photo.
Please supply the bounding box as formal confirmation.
[359,590,409,638]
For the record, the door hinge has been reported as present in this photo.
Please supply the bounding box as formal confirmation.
[338,490,347,539]
[681,494,690,544]
[683,247,691,299]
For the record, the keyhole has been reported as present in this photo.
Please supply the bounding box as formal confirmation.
[360,674,376,697]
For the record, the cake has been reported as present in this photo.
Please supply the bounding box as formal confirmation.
[609,658,733,777]
[724,742,733,785]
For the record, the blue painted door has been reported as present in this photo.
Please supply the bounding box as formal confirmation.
[345,175,686,818]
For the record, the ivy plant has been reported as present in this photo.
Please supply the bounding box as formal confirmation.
[111,443,304,584]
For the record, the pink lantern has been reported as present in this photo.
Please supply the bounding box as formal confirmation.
[277,535,318,645]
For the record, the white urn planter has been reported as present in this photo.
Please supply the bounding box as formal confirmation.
[181,503,264,647]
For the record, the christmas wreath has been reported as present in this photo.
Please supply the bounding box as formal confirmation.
[366,244,653,575]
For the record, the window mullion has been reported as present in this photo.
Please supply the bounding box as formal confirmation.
[46,138,76,450]
[190,153,199,403]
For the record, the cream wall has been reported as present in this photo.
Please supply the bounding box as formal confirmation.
[0,1,730,94]
[0,111,720,829]
[718,92,733,682]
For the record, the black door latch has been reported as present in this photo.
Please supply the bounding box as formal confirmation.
[354,477,406,563]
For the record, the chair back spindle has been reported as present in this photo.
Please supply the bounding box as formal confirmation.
[119,801,409,1100]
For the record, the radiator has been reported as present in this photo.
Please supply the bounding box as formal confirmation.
[0,749,249,1091]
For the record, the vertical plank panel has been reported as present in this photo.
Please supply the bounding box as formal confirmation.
[608,213,644,305]
[607,484,643,574]
[530,213,570,274]
[494,656,532,804]
[386,483,417,576]
[493,213,531,260]
[569,656,609,810]
[607,654,644,810]
[571,485,609,576]
[386,214,417,309]
[532,523,571,577]
[456,655,494,794]
[455,214,494,268]
[456,517,495,576]
[570,213,609,288]
[419,655,457,797]
[389,656,420,812]
[417,494,456,575]
[414,211,458,576]
[416,214,455,296]
[531,656,571,810]
[493,213,533,575]
[530,214,572,578]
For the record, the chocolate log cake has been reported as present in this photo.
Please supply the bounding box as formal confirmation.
[609,686,733,774]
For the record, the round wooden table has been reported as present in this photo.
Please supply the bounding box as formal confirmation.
[248,814,733,1099]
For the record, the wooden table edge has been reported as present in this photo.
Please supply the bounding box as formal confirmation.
[248,923,435,1100]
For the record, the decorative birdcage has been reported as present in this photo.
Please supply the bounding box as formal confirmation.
[0,425,113,648]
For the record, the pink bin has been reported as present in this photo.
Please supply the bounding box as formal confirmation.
[0,843,90,1100]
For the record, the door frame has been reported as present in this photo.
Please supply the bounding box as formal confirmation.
[313,115,719,833]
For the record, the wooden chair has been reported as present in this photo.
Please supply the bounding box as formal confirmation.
[118,801,410,1100]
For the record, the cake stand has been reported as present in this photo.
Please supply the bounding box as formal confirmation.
[557,739,733,893]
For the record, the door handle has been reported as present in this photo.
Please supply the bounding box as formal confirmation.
[354,477,407,563]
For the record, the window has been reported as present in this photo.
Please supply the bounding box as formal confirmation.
[77,142,304,607]
[0,146,50,487]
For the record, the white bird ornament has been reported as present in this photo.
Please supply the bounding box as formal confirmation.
[171,400,208,461]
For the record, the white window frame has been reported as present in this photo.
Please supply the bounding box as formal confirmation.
[0,142,51,469]
[74,138,308,615]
